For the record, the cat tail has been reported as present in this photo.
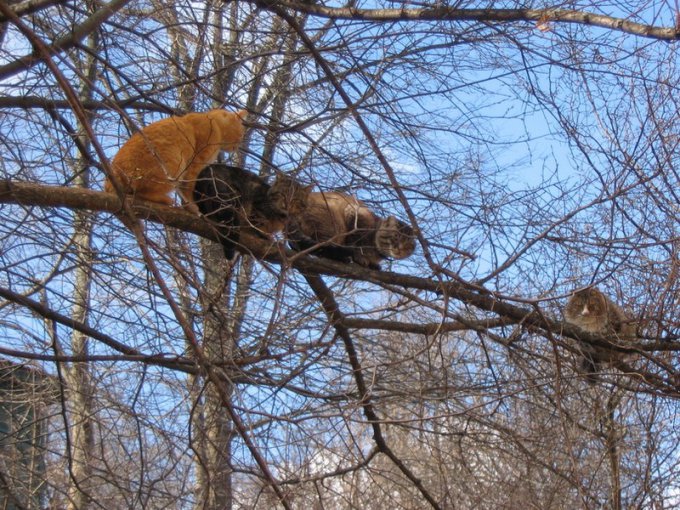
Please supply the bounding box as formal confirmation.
[220,240,237,260]
[198,207,238,260]
[211,228,236,260]
[193,168,239,260]
[579,355,601,384]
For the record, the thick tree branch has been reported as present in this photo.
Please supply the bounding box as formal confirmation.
[0,95,169,113]
[343,317,512,335]
[1,181,678,394]
[258,1,680,40]
[0,180,225,246]
[1,180,677,349]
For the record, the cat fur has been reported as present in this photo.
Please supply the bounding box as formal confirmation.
[288,191,415,270]
[564,286,636,381]
[193,164,311,259]
[105,109,246,205]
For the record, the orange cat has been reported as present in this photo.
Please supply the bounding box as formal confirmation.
[105,109,246,205]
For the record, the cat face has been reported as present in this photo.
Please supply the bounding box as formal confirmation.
[268,174,311,218]
[375,216,416,259]
[564,288,608,331]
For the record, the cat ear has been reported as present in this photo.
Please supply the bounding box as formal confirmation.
[303,183,314,192]
[236,109,248,120]
[382,215,398,227]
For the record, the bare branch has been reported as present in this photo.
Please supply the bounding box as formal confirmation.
[0,0,132,79]
[258,1,680,40]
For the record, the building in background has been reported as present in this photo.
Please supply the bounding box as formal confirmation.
[0,360,57,510]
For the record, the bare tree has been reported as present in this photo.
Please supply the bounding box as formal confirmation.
[1,1,680,508]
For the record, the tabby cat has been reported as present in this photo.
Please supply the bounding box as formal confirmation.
[193,164,311,259]
[105,109,246,205]
[564,287,636,381]
[288,191,416,270]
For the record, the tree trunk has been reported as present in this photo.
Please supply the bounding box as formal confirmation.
[604,393,622,510]
[63,8,99,506]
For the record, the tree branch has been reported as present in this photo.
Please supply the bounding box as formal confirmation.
[0,0,132,79]
[0,95,169,114]
[301,270,443,510]
[0,0,68,22]
[343,317,512,335]
[257,1,680,40]
[2,181,679,394]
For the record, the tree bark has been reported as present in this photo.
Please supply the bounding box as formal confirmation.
[65,13,98,508]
